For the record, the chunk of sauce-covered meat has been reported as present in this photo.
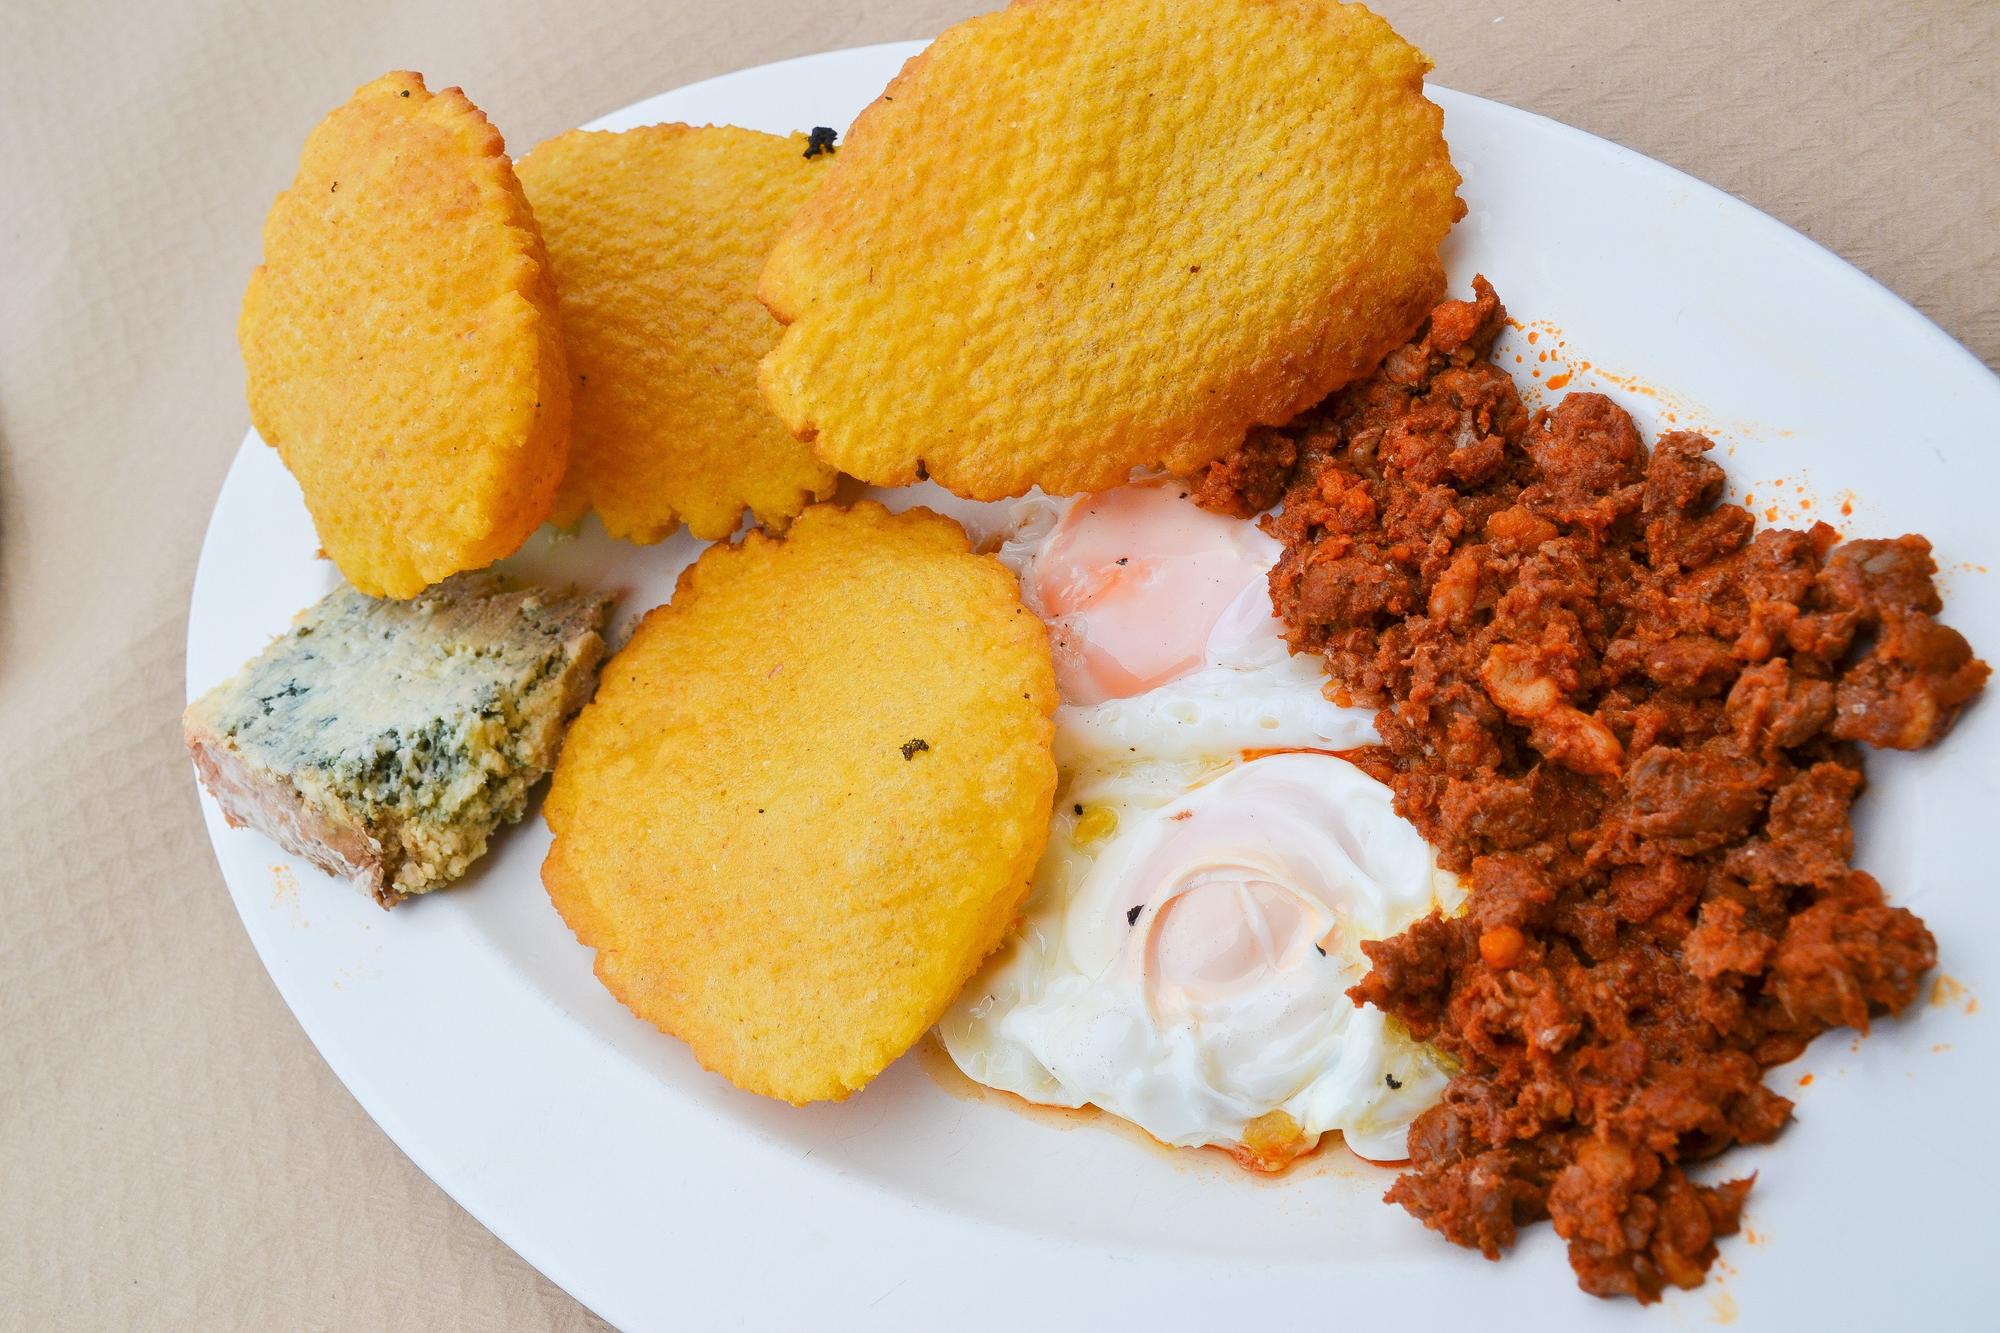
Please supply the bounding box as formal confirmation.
[1198,279,1987,1302]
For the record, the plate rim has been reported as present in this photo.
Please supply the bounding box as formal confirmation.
[187,38,2000,1332]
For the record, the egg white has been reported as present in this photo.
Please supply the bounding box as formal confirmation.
[942,754,1461,1160]
[933,487,1461,1161]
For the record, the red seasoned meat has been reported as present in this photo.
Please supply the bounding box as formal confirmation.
[1205,277,1986,1302]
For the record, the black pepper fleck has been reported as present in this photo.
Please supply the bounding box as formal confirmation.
[899,738,930,760]
[804,126,838,158]
[1385,1073,1403,1090]
[1073,803,1084,815]
[1314,943,1326,956]
[1125,904,1143,926]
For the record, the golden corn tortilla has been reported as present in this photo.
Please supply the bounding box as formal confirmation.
[240,71,569,598]
[542,502,1058,1103]
[518,125,837,544]
[758,0,1462,500]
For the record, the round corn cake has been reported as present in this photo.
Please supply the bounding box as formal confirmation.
[758,0,1463,501]
[542,502,1058,1103]
[240,71,569,598]
[517,125,838,544]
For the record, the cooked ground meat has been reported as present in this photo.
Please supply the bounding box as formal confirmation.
[1190,426,1297,518]
[1206,278,1987,1302]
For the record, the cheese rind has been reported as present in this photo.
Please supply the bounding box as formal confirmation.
[185,573,611,907]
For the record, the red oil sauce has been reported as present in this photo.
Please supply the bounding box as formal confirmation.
[912,1034,1398,1182]
[1501,314,1793,444]
[1239,745,1397,785]
[1238,745,1349,762]
[1930,973,1978,1014]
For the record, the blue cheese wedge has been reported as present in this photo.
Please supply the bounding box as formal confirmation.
[185,573,612,907]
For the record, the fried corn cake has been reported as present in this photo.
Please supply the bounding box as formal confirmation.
[240,71,570,597]
[517,125,838,543]
[542,502,1057,1103]
[758,0,1463,500]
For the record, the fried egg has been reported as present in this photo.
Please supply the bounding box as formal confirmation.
[939,480,1460,1164]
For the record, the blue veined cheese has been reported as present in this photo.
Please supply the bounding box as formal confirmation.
[185,573,612,907]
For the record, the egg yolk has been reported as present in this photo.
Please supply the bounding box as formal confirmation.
[1145,873,1326,1008]
[1088,761,1400,1034]
[1031,483,1275,705]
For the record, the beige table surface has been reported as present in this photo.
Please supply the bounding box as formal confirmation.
[2,0,1994,1327]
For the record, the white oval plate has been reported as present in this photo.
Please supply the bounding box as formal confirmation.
[189,41,2000,1331]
